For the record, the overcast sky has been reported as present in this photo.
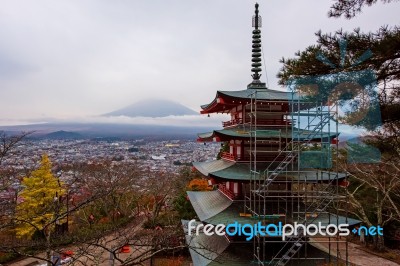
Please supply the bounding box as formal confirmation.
[0,0,399,125]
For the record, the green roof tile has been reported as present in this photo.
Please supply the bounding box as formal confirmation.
[192,160,235,176]
[187,190,233,221]
[218,88,293,101]
[193,160,347,182]
[198,126,338,141]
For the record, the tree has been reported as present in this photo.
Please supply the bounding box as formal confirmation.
[216,142,229,160]
[277,0,400,252]
[187,178,212,191]
[1,156,208,265]
[172,167,197,220]
[0,131,30,164]
[278,3,400,129]
[15,154,66,263]
[56,164,189,266]
[0,131,32,222]
[328,0,399,19]
[337,150,400,250]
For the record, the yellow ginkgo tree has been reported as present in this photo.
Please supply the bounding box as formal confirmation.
[15,154,66,240]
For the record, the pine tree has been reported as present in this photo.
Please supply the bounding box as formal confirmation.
[277,0,400,251]
[278,1,400,129]
[328,0,398,19]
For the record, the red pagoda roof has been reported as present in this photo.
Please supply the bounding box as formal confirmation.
[200,88,294,114]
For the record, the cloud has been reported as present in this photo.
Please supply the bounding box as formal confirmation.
[66,114,229,128]
[0,1,398,123]
[0,113,229,128]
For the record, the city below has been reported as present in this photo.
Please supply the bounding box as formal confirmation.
[3,137,220,173]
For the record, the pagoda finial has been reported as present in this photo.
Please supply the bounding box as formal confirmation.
[253,3,260,30]
[248,2,266,88]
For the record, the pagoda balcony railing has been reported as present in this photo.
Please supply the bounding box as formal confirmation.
[218,183,235,200]
[221,152,290,162]
[222,118,243,127]
[222,118,292,128]
[221,152,240,162]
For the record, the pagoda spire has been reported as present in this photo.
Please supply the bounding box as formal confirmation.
[248,3,266,89]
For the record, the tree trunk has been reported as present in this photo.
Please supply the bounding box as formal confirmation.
[375,204,385,251]
[376,234,385,251]
[360,229,366,245]
[46,230,52,266]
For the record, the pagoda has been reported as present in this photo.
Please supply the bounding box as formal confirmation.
[183,3,359,266]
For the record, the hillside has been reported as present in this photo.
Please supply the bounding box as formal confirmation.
[44,130,83,140]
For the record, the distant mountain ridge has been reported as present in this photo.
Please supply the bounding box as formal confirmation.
[0,123,215,140]
[103,99,197,117]
[44,130,83,139]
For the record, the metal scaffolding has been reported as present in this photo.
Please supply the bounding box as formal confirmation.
[245,89,348,266]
